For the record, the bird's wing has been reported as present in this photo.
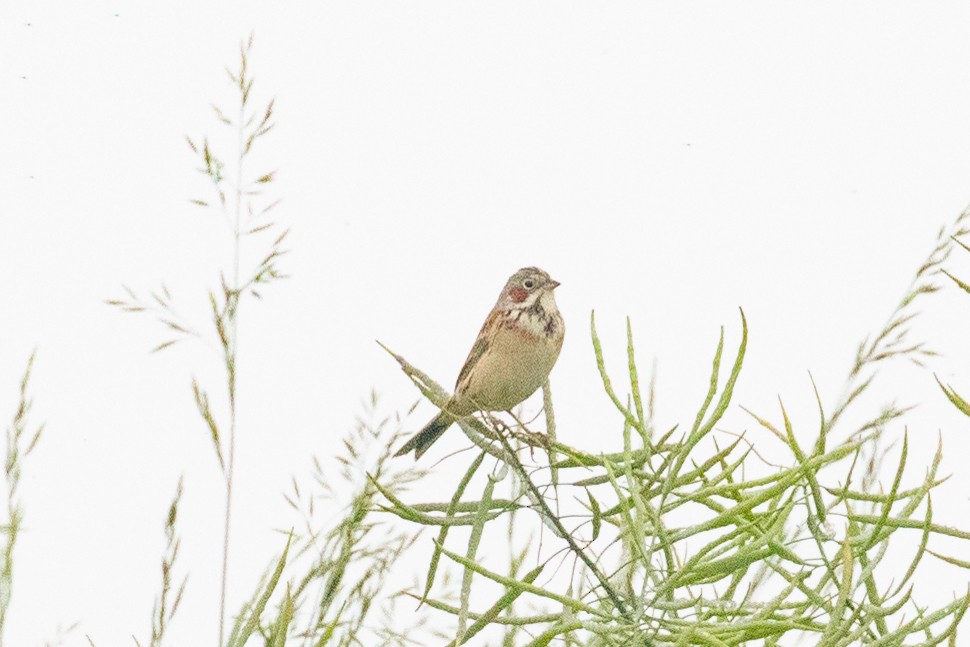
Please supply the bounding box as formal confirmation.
[454,308,502,394]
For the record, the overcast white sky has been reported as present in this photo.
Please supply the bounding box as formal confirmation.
[5,2,970,645]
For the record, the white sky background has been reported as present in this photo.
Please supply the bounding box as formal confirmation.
[5,2,970,645]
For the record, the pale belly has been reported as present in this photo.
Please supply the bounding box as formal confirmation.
[459,326,562,412]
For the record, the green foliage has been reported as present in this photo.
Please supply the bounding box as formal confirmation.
[254,396,427,646]
[376,214,970,645]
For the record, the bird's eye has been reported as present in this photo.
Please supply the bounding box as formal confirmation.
[523,278,536,289]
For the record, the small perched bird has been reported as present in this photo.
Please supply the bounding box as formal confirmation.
[395,267,565,459]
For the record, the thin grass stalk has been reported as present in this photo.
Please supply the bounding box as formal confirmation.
[218,37,248,646]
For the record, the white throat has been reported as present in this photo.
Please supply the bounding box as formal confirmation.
[537,289,559,314]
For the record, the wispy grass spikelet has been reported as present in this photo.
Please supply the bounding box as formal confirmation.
[0,352,44,647]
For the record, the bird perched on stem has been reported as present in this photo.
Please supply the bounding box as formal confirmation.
[395,267,565,459]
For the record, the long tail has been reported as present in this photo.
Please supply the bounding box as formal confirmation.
[394,411,454,459]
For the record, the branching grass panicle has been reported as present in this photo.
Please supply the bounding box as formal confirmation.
[108,35,286,646]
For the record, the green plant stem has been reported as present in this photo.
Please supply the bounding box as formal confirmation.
[218,66,246,647]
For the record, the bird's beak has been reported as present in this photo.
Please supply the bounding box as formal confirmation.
[549,279,561,289]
